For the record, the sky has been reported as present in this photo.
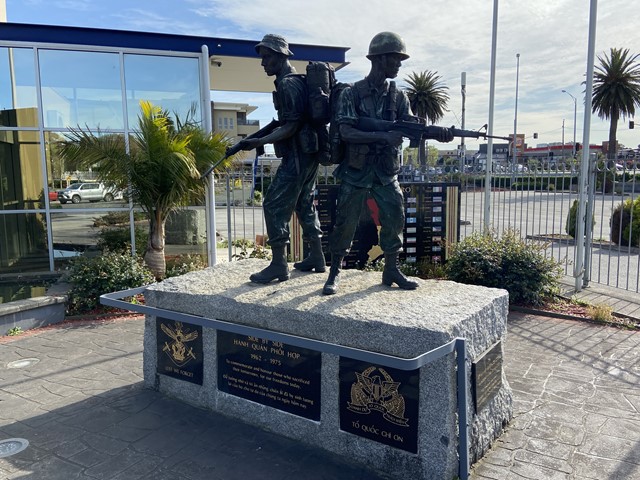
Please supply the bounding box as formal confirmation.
[5,0,640,152]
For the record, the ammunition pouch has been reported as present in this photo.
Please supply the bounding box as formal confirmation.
[298,123,319,154]
[346,144,369,170]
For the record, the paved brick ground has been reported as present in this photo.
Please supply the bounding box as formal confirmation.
[1,311,639,479]
[472,313,640,480]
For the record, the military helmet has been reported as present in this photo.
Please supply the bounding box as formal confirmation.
[366,31,409,60]
[255,34,294,57]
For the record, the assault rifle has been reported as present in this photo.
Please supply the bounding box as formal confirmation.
[356,117,512,147]
[200,119,280,180]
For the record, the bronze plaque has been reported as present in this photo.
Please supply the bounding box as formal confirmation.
[472,341,503,412]
[217,332,321,420]
[156,318,203,385]
[339,358,419,454]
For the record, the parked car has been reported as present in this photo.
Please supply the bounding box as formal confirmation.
[57,182,121,204]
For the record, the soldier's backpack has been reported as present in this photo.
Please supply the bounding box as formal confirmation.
[303,61,336,165]
[305,62,399,166]
[306,61,362,166]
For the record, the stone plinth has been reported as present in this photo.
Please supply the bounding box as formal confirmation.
[143,259,512,479]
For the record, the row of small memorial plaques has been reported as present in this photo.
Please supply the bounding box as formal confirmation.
[156,318,501,453]
[315,183,460,268]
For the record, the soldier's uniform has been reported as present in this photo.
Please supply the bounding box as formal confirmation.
[329,78,413,257]
[248,34,326,284]
[323,31,441,295]
[264,73,322,249]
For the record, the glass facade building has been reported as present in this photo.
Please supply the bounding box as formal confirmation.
[0,23,347,278]
[0,42,206,275]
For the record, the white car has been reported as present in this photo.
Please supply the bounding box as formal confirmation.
[57,182,121,204]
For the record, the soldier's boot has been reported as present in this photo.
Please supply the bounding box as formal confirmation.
[382,252,419,290]
[322,256,344,295]
[249,246,289,284]
[293,237,326,273]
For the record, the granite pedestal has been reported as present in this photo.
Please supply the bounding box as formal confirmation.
[143,259,512,479]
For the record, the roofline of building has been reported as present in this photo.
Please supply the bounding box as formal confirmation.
[0,22,349,63]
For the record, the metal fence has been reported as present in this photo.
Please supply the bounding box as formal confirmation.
[217,157,639,293]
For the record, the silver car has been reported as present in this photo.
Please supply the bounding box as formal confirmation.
[58,182,115,204]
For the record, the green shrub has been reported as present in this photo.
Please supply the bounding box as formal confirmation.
[251,190,263,205]
[67,249,155,314]
[610,196,640,247]
[166,254,207,278]
[97,226,149,255]
[445,229,562,305]
[565,199,595,238]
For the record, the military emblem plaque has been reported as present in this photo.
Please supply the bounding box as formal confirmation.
[156,318,203,385]
[339,358,419,453]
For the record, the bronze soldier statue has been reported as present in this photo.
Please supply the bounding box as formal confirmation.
[234,34,326,284]
[323,32,453,295]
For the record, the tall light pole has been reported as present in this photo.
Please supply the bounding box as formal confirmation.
[460,71,466,173]
[562,89,577,157]
[512,53,520,170]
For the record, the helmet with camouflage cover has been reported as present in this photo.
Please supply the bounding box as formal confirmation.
[255,34,294,57]
[366,31,409,60]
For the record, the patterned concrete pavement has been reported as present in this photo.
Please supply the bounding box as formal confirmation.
[471,313,640,480]
[0,310,639,479]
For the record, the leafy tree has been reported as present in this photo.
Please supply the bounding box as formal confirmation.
[592,48,640,159]
[404,70,450,166]
[59,101,232,279]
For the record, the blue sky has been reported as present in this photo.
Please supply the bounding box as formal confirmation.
[6,0,640,151]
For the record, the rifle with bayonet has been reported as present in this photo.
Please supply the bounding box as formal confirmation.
[356,117,512,147]
[200,118,280,180]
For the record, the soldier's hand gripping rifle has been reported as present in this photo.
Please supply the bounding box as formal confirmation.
[356,117,512,146]
[200,118,280,180]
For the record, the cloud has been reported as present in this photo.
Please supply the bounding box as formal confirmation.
[8,0,640,149]
[194,0,640,148]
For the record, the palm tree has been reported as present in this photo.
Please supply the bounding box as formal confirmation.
[59,100,232,279]
[404,70,450,166]
[592,48,640,160]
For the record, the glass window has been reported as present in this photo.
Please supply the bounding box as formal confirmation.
[0,212,49,274]
[38,50,124,130]
[124,54,201,128]
[51,209,146,270]
[43,131,69,193]
[0,130,45,210]
[0,47,38,128]
[50,211,112,270]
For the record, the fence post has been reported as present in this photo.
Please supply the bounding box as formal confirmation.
[456,338,470,480]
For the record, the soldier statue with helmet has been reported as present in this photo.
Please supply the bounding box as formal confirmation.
[323,32,454,295]
[232,34,326,284]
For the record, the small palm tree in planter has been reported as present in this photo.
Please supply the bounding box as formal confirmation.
[59,101,232,279]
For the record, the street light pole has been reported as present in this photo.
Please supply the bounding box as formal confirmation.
[562,89,577,157]
[460,71,466,173]
[513,53,520,170]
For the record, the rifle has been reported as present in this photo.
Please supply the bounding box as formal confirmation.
[200,118,280,180]
[356,117,512,148]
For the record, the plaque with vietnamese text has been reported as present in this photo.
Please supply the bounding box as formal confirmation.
[217,332,321,420]
[339,358,419,453]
